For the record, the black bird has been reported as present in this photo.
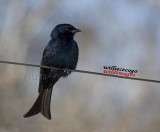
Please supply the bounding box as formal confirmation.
[24,24,81,120]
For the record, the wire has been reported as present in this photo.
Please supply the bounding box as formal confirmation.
[0,60,160,83]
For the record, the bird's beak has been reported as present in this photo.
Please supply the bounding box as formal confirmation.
[73,28,81,33]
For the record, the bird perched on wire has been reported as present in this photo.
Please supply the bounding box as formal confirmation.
[24,24,81,120]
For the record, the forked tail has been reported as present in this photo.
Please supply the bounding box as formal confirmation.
[24,88,53,120]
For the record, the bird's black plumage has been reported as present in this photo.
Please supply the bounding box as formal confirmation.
[24,24,80,120]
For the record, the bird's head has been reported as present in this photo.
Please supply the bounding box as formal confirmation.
[50,24,81,39]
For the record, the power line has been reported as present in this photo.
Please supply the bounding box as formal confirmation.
[0,60,160,83]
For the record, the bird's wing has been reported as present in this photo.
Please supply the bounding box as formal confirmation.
[38,46,54,93]
[38,69,44,93]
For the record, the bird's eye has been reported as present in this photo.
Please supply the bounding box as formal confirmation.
[64,28,69,31]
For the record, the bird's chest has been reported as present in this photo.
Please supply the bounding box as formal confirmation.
[52,43,77,68]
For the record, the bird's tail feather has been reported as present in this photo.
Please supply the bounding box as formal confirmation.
[41,88,53,119]
[23,88,53,120]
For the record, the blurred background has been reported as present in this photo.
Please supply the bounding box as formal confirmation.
[0,0,160,131]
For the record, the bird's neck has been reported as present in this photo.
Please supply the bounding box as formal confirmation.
[52,34,74,42]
